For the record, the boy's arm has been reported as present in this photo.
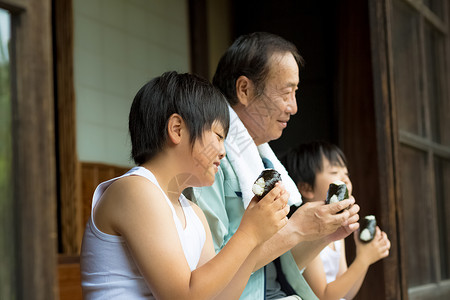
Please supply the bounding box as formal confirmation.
[343,228,391,299]
[302,241,369,300]
[303,248,370,300]
[338,239,366,299]
[302,229,390,300]
[302,252,329,299]
[193,205,258,300]
[323,254,371,300]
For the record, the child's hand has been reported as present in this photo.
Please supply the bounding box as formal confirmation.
[238,182,290,246]
[354,226,390,266]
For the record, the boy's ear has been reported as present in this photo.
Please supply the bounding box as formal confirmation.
[297,182,314,200]
[235,76,254,107]
[167,113,184,145]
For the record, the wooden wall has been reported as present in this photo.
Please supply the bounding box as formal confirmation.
[58,255,82,300]
[58,162,129,300]
[80,162,130,227]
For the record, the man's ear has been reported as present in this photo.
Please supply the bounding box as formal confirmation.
[167,113,184,145]
[297,182,314,200]
[235,75,254,107]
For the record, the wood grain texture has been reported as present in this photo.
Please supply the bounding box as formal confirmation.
[81,162,130,229]
[9,0,58,298]
[54,0,83,255]
[368,0,408,298]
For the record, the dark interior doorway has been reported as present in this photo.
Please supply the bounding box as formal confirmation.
[231,0,340,155]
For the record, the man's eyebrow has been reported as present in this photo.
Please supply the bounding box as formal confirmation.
[285,82,298,89]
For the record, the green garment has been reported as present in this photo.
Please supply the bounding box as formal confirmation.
[185,155,318,300]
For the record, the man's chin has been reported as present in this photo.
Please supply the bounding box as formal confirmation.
[254,131,283,145]
[270,131,284,142]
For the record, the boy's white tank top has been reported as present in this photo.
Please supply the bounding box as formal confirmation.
[80,166,206,299]
[319,240,342,283]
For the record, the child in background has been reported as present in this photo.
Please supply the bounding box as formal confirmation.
[280,141,391,300]
[80,71,290,300]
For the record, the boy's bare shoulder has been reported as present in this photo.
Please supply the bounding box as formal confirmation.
[102,175,165,207]
[111,174,158,191]
[98,175,173,234]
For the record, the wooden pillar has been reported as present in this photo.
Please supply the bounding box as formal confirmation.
[8,0,58,298]
[54,0,82,255]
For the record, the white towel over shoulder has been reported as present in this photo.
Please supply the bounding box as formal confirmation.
[224,106,302,208]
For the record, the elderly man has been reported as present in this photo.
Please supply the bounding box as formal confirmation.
[186,32,359,299]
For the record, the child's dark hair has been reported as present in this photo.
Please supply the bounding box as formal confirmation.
[280,141,348,188]
[129,71,230,165]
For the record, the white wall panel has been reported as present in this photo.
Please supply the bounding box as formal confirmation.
[74,0,189,166]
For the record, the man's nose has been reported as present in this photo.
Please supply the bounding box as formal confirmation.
[286,93,298,115]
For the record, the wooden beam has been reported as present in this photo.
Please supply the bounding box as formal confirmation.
[368,0,408,298]
[53,0,82,255]
[10,0,58,298]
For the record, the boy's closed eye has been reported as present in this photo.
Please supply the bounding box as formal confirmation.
[215,132,224,141]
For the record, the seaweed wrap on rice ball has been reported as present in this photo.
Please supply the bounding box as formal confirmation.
[359,215,377,242]
[325,180,349,204]
[252,169,282,199]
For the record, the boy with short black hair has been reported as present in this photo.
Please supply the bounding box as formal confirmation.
[80,71,290,299]
[281,141,391,300]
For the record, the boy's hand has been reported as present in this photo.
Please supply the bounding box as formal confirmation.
[238,182,290,246]
[354,226,391,266]
[290,196,360,241]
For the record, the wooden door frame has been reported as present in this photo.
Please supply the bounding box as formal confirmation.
[53,0,82,255]
[335,1,387,299]
[1,0,58,298]
[369,0,450,298]
[335,0,407,299]
[368,0,408,298]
